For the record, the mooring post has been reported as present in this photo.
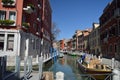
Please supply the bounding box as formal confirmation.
[15,56,20,78]
[111,58,115,69]
[24,56,28,80]
[112,68,120,80]
[56,71,64,80]
[0,57,3,80]
[38,56,43,80]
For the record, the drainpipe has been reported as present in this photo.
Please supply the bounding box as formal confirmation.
[17,30,21,56]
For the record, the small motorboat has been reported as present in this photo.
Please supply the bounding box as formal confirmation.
[59,53,64,58]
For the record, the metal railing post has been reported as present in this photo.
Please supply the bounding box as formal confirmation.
[15,56,20,78]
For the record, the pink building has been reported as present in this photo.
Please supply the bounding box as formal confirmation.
[0,0,52,59]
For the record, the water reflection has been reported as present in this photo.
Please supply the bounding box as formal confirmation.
[59,57,65,65]
[43,54,83,80]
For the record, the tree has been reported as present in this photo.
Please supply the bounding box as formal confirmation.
[51,22,60,41]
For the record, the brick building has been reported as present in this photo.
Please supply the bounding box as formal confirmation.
[100,0,120,60]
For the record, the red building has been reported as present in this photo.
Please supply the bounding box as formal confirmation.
[59,40,64,51]
[0,0,52,59]
[100,0,120,60]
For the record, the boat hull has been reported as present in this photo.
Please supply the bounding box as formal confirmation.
[77,60,112,80]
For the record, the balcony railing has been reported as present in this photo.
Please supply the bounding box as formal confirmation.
[0,20,15,26]
[101,8,120,27]
[1,0,16,6]
[23,4,35,14]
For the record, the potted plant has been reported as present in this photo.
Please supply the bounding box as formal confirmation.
[27,4,35,10]
[0,20,15,25]
[22,22,30,29]
[0,20,5,25]
[2,0,14,5]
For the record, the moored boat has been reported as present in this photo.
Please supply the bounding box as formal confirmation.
[68,52,77,56]
[77,55,112,80]
[59,53,64,58]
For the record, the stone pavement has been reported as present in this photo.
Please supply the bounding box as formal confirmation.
[20,71,40,80]
[102,58,120,69]
[20,71,54,80]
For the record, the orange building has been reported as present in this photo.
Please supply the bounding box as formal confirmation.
[0,0,52,59]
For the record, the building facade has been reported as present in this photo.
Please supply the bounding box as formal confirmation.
[72,34,76,51]
[100,0,120,60]
[59,40,64,51]
[71,29,91,52]
[0,0,52,59]
[81,30,91,53]
[66,39,72,51]
[89,23,101,55]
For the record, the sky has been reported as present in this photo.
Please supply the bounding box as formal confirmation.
[50,0,112,40]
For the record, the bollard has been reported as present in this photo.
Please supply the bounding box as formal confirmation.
[15,56,20,78]
[39,57,43,80]
[112,68,120,80]
[56,71,64,80]
[111,58,115,69]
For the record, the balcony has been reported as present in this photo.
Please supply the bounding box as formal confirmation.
[23,4,35,14]
[1,0,15,7]
[101,8,120,27]
[0,20,15,26]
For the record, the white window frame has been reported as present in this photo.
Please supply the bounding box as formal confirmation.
[0,10,6,20]
[9,11,16,26]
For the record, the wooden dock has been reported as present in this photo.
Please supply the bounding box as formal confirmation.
[42,71,54,80]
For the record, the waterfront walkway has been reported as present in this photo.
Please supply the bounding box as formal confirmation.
[102,58,120,69]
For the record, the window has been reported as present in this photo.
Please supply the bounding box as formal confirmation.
[9,11,16,20]
[109,45,112,52]
[117,42,120,54]
[33,39,35,50]
[36,39,39,50]
[0,11,6,20]
[33,23,37,31]
[0,34,5,51]
[118,21,120,35]
[9,11,16,25]
[7,34,14,51]
[115,44,117,53]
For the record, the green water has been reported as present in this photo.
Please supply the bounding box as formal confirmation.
[43,55,86,80]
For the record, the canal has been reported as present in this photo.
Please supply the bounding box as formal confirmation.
[43,54,86,80]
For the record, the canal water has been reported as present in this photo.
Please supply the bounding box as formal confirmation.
[43,54,85,80]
